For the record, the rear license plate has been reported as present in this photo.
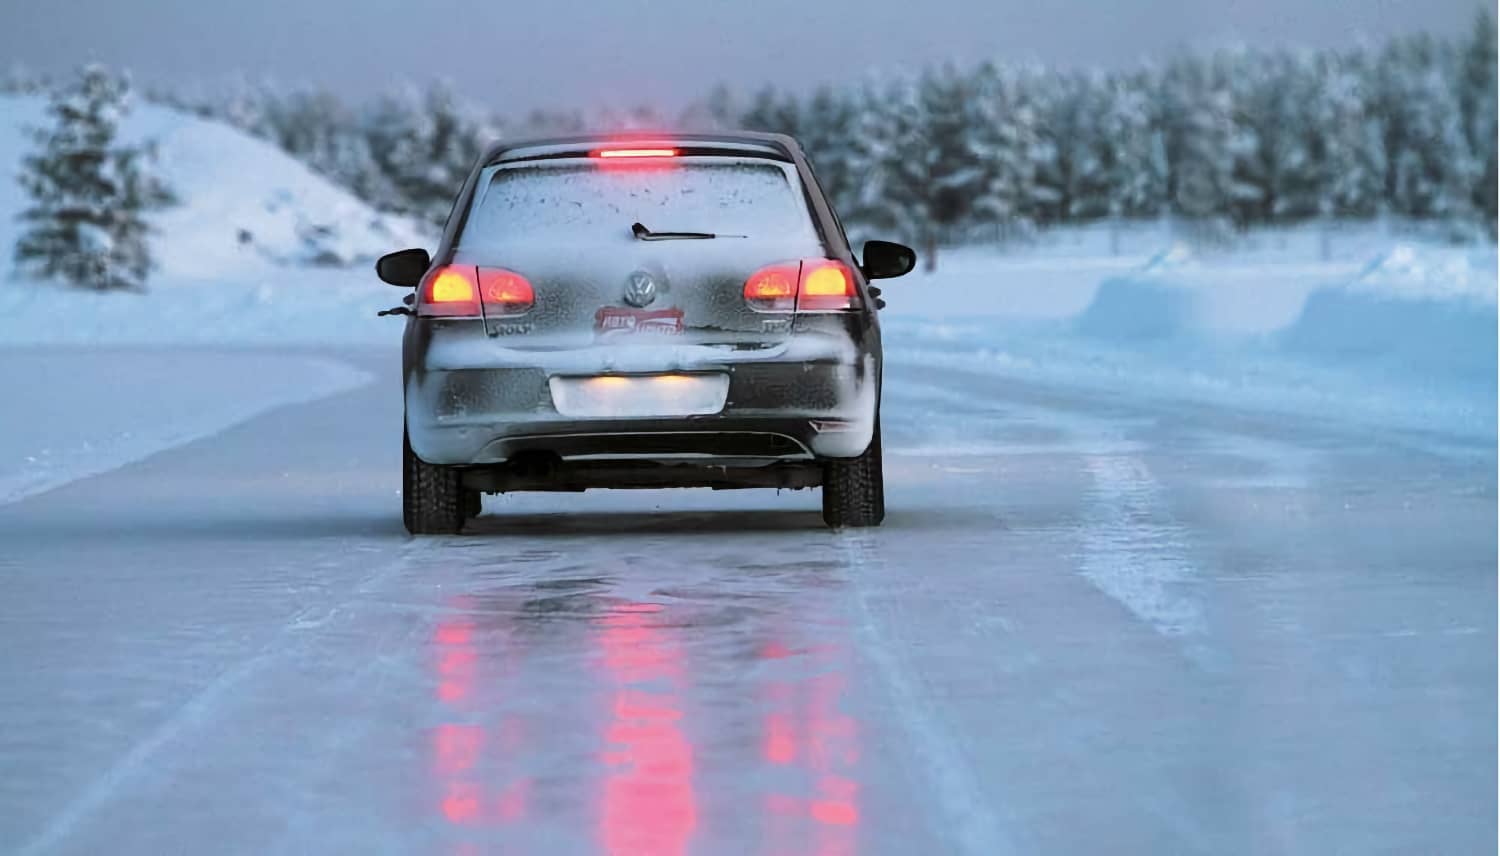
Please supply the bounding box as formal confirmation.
[594,306,684,337]
[549,374,730,418]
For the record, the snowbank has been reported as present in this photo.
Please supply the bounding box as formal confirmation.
[1074,243,1358,340]
[0,348,370,504]
[886,238,1496,438]
[1281,246,1498,384]
[1067,241,1497,389]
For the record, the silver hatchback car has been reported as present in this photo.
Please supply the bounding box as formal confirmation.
[376,133,915,534]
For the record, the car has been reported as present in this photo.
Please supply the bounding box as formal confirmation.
[375,132,916,534]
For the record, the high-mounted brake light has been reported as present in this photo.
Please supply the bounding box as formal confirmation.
[419,265,534,318]
[743,259,858,313]
[593,147,678,158]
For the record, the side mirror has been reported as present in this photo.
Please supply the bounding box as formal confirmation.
[861,240,917,280]
[376,248,431,287]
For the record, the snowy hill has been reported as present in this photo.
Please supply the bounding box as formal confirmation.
[0,93,430,343]
[0,93,425,282]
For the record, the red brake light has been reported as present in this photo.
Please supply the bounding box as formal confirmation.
[478,267,534,316]
[796,260,856,311]
[743,263,800,311]
[593,147,678,159]
[743,259,858,313]
[419,265,534,317]
[419,265,480,317]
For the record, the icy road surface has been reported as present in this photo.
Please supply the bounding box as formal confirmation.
[0,348,1494,855]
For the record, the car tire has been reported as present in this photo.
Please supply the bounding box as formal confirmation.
[821,419,885,528]
[463,489,482,520]
[403,428,465,535]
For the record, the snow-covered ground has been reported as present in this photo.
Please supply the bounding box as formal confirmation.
[0,98,1494,854]
[2,351,1493,855]
[0,349,369,505]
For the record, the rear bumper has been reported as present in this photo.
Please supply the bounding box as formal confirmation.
[406,337,877,465]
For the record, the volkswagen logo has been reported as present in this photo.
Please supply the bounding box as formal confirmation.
[623,270,657,307]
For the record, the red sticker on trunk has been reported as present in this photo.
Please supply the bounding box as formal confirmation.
[594,306,684,337]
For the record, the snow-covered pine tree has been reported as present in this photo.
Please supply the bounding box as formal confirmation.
[515,107,586,137]
[739,86,804,138]
[1231,50,1298,223]
[1022,67,1066,225]
[1457,8,1498,228]
[216,75,278,141]
[842,77,932,253]
[965,62,1041,239]
[677,83,739,131]
[1160,53,1258,234]
[796,86,861,220]
[1,61,49,96]
[1033,71,1112,222]
[1312,49,1386,220]
[1098,69,1168,222]
[265,89,365,191]
[14,65,174,292]
[703,83,739,130]
[365,82,498,226]
[1373,35,1477,223]
[917,65,985,264]
[838,80,899,240]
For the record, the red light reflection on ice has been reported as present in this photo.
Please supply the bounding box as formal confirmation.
[759,640,862,855]
[598,604,698,856]
[435,617,477,704]
[429,601,532,835]
[433,723,483,775]
[441,781,482,824]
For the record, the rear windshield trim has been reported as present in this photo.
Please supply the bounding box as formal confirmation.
[459,156,820,249]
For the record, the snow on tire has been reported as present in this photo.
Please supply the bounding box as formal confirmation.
[403,428,465,535]
[821,420,885,528]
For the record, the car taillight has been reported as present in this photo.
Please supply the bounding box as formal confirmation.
[419,266,480,317]
[796,259,857,311]
[743,259,858,313]
[743,263,800,311]
[478,267,535,316]
[419,265,534,318]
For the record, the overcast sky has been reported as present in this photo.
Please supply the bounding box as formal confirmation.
[2,0,1490,113]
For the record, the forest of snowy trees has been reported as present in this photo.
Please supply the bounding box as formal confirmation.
[6,12,1496,253]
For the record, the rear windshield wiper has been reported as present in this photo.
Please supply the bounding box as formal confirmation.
[631,221,745,241]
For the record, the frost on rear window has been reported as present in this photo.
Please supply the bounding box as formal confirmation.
[457,160,818,248]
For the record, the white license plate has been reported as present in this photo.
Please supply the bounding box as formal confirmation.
[549,374,730,418]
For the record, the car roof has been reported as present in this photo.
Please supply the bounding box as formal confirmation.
[480,131,803,166]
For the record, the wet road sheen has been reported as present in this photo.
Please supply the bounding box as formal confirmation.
[0,349,1494,854]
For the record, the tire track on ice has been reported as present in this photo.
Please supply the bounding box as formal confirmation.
[14,540,426,856]
[836,531,1018,856]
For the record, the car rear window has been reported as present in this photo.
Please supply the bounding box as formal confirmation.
[456,158,820,249]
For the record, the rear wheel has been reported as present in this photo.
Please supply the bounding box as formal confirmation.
[403,428,465,535]
[821,420,885,528]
